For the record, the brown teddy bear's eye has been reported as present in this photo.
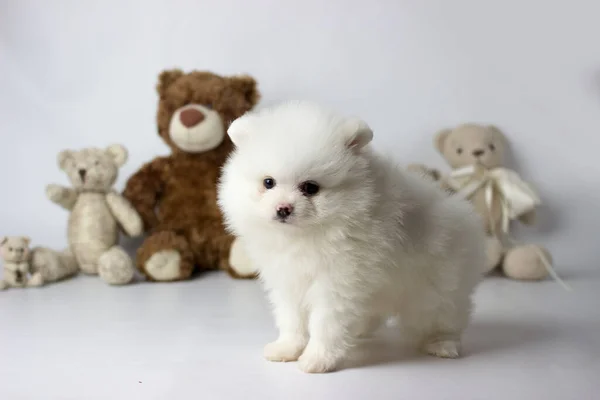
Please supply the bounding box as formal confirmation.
[456,148,463,155]
[489,143,496,151]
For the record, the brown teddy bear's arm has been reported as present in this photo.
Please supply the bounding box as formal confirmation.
[122,157,168,231]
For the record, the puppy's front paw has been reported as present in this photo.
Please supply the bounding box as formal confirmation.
[297,346,338,373]
[264,339,306,362]
[423,339,461,359]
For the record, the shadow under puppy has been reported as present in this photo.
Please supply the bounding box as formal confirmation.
[218,101,486,373]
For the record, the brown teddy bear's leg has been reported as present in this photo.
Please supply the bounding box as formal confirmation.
[136,231,195,282]
[188,222,258,280]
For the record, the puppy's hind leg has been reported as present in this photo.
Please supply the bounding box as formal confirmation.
[401,293,473,359]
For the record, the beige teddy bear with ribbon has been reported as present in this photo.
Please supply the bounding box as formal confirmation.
[46,144,143,285]
[409,123,558,283]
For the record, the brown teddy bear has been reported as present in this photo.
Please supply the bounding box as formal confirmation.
[409,123,556,282]
[123,69,260,282]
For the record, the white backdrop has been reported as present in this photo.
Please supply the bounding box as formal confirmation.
[1,0,599,275]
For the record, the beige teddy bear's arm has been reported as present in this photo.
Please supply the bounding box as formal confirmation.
[518,209,536,225]
[106,192,144,237]
[46,184,78,211]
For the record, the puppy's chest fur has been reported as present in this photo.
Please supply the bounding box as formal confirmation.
[251,230,392,303]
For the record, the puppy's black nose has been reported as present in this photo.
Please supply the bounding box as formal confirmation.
[78,169,87,180]
[472,149,485,157]
[276,204,294,219]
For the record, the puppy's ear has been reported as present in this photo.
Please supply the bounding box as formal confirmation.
[57,150,73,171]
[106,144,128,167]
[227,115,254,147]
[21,237,31,247]
[341,117,373,152]
[434,128,452,154]
[0,237,6,247]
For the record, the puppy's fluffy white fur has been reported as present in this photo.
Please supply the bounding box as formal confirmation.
[218,101,485,373]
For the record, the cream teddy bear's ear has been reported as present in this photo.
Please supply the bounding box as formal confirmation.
[106,144,128,167]
[0,236,6,246]
[57,150,73,171]
[434,128,452,154]
[487,125,507,144]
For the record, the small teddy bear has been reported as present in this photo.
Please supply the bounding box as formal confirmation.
[46,144,143,285]
[0,236,78,290]
[408,123,553,281]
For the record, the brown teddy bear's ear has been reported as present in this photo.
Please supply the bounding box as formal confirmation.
[227,75,260,106]
[488,125,506,144]
[156,69,184,96]
[434,128,452,153]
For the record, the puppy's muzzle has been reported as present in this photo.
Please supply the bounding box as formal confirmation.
[275,204,294,222]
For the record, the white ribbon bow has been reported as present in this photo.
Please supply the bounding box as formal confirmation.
[448,166,541,234]
[446,165,570,290]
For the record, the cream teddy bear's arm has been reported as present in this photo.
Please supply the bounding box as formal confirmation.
[46,184,78,211]
[517,209,536,225]
[105,192,144,237]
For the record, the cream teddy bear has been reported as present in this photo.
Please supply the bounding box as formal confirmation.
[46,144,143,285]
[0,236,78,290]
[409,123,553,281]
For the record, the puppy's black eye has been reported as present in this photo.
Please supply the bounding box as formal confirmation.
[299,181,320,196]
[263,177,276,189]
[457,148,463,155]
[9,247,13,251]
[489,143,496,151]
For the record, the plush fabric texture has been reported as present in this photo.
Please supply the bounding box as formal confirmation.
[0,236,78,289]
[122,69,260,282]
[408,123,551,281]
[46,144,143,285]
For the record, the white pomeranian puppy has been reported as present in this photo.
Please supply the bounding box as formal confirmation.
[218,101,485,373]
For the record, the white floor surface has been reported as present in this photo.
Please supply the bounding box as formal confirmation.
[1,264,598,400]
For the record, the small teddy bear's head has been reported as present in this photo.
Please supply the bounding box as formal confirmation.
[0,236,31,263]
[435,123,506,169]
[57,144,128,192]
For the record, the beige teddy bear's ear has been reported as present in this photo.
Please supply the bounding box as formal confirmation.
[434,128,452,154]
[57,150,73,171]
[106,144,128,167]
[0,236,6,246]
